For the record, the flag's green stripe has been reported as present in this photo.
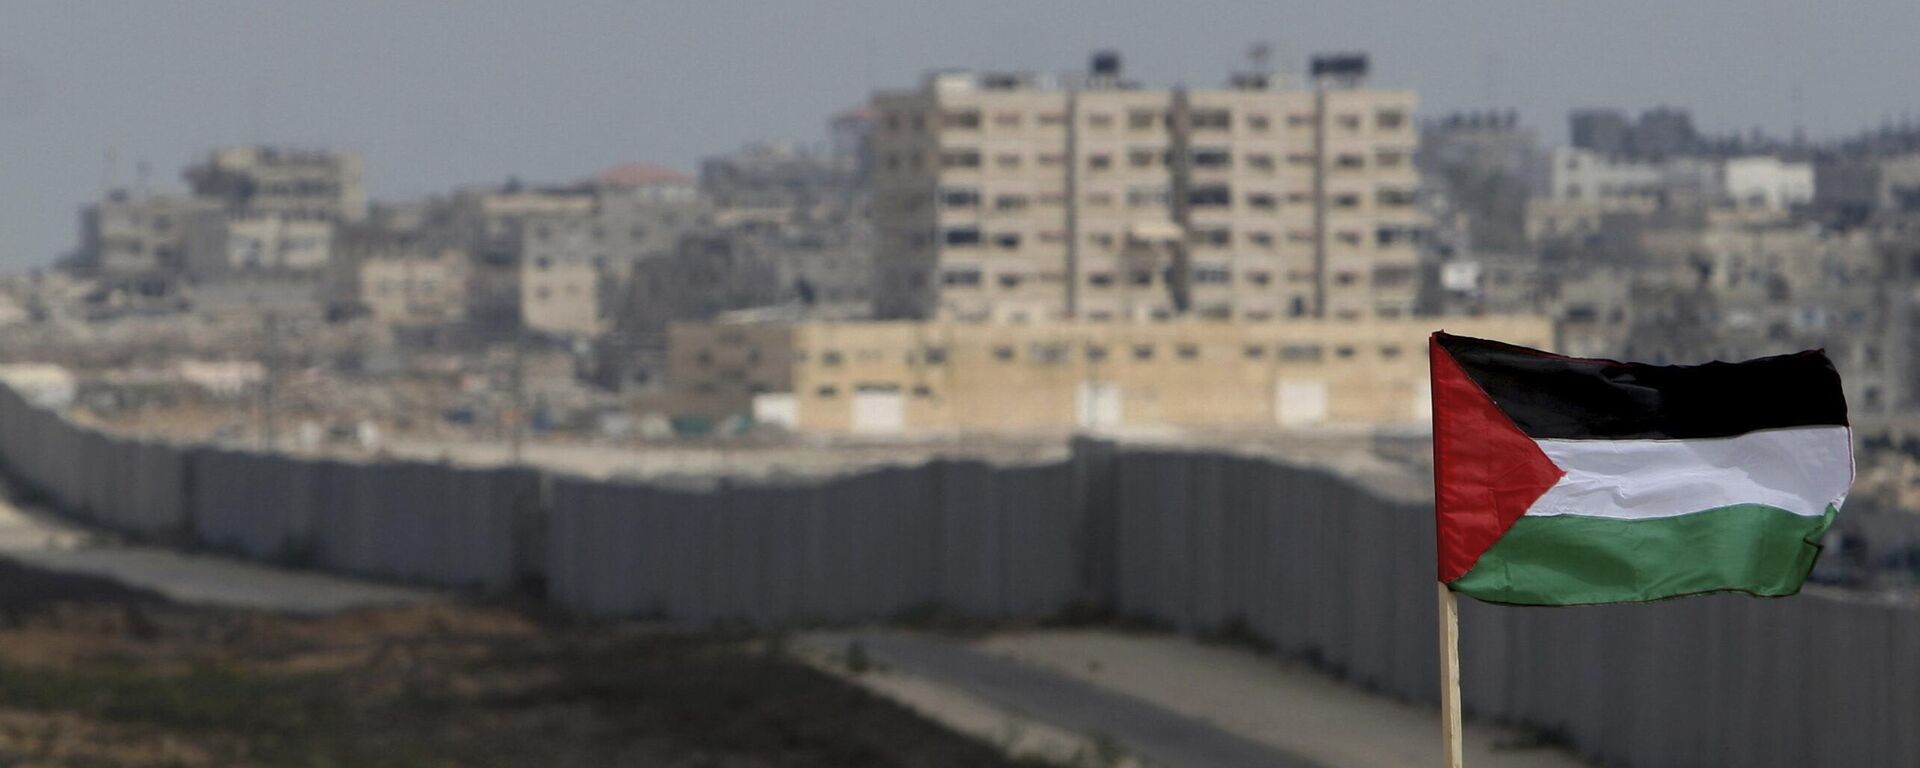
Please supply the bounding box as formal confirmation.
[1449,504,1836,606]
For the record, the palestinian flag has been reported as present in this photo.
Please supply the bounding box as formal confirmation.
[1430,332,1852,606]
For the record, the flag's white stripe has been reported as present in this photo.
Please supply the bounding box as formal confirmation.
[1525,426,1852,521]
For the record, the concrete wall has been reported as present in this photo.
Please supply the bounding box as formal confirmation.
[546,459,1086,622]
[0,384,1913,766]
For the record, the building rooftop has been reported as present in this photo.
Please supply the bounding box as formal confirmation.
[589,164,694,189]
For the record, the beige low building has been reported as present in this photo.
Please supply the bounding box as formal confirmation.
[359,248,471,326]
[668,316,1552,434]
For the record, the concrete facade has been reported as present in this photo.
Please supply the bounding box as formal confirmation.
[184,212,334,276]
[870,56,1421,324]
[358,247,472,326]
[667,316,1551,433]
[184,146,365,222]
[76,192,220,276]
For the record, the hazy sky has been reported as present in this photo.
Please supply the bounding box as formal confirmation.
[3,0,1919,269]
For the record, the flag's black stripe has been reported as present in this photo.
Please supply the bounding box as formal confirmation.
[1435,332,1849,440]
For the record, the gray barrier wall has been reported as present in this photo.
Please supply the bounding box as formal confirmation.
[0,387,1913,766]
[190,450,539,590]
[546,460,1087,623]
[1108,447,1920,768]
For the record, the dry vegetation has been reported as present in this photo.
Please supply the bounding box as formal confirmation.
[0,561,1028,767]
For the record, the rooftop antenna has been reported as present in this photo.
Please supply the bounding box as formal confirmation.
[1248,41,1272,71]
[102,146,119,196]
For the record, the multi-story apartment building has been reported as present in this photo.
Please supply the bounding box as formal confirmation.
[184,146,366,223]
[183,212,333,277]
[75,191,219,276]
[358,246,472,327]
[517,166,707,338]
[869,52,1422,324]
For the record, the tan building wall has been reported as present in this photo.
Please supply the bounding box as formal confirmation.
[522,258,604,337]
[669,316,1552,433]
[185,146,365,222]
[360,248,472,326]
[869,68,1420,324]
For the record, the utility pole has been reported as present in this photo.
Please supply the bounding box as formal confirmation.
[508,327,527,464]
[259,310,280,451]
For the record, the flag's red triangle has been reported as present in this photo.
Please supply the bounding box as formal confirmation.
[1430,334,1566,583]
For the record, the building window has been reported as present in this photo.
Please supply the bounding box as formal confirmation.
[1031,343,1069,364]
[944,227,983,247]
[1248,270,1272,285]
[1129,148,1158,168]
[1089,272,1115,287]
[998,272,1024,288]
[1191,148,1231,168]
[996,153,1022,169]
[1132,344,1155,360]
[1244,344,1266,359]
[1176,343,1200,360]
[1189,184,1232,207]
[995,194,1029,210]
[1377,188,1417,207]
[1193,265,1232,284]
[1086,344,1109,362]
[940,149,982,168]
[992,345,1016,361]
[942,267,983,286]
[1247,114,1271,131]
[1191,109,1231,130]
[941,188,981,208]
[994,233,1022,250]
[1279,343,1322,362]
[1376,109,1408,130]
[1194,227,1231,247]
[1246,154,1275,171]
[923,346,948,364]
[820,350,843,366]
[1089,153,1113,171]
[1380,345,1403,359]
[1087,113,1114,129]
[1247,192,1277,210]
[944,110,982,129]
[817,385,839,397]
[1128,110,1160,130]
[1128,186,1168,208]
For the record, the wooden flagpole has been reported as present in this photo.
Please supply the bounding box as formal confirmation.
[1438,581,1464,768]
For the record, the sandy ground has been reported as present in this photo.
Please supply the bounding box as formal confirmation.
[979,630,1591,768]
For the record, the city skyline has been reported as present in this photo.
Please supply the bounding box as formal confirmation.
[4,0,1920,269]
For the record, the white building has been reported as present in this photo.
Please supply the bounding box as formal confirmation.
[1722,156,1814,212]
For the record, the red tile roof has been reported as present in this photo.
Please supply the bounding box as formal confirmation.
[590,163,693,188]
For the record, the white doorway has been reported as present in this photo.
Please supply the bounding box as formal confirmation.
[1077,381,1123,430]
[851,386,905,434]
[1274,379,1328,427]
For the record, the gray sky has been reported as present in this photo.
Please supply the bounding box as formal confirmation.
[3,0,1918,269]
